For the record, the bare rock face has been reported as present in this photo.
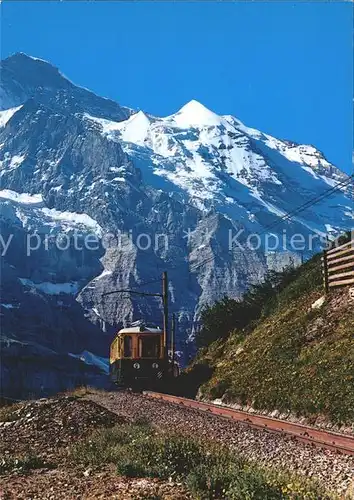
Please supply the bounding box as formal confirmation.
[0,52,132,120]
[0,53,352,397]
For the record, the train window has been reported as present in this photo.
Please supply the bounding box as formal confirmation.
[118,337,122,357]
[110,338,117,359]
[123,335,132,357]
[139,336,160,358]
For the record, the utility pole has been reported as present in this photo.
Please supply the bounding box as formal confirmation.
[171,313,176,363]
[162,271,168,361]
[103,271,169,360]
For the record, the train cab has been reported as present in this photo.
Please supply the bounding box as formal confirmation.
[110,322,168,387]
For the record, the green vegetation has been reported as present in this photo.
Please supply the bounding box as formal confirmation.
[0,454,49,474]
[70,422,331,499]
[197,263,306,349]
[190,255,354,424]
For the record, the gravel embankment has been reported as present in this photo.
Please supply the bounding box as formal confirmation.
[0,396,190,499]
[2,467,189,500]
[0,397,125,461]
[88,391,354,497]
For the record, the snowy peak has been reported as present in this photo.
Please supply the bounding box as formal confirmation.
[82,91,349,214]
[118,110,151,144]
[84,110,151,145]
[169,99,222,128]
[1,52,350,236]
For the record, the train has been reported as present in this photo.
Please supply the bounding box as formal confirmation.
[109,320,179,389]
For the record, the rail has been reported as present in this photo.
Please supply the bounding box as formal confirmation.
[143,391,354,456]
[322,238,354,292]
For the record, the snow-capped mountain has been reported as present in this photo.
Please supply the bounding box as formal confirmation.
[84,99,351,237]
[0,53,352,396]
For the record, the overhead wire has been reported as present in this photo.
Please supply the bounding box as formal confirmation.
[257,175,353,236]
[189,174,353,273]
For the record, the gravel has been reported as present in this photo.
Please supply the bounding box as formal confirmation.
[87,391,354,497]
[0,396,190,499]
[0,396,125,462]
[1,465,190,500]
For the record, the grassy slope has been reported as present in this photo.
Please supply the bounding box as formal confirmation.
[70,422,330,499]
[191,256,354,424]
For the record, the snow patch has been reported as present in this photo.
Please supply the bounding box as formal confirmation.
[83,113,122,138]
[325,224,337,233]
[110,166,125,173]
[21,53,50,64]
[223,115,263,139]
[93,269,112,281]
[0,189,44,206]
[19,278,79,295]
[69,350,109,374]
[92,307,100,317]
[40,207,102,235]
[9,155,25,169]
[1,303,19,309]
[0,106,22,127]
[250,189,288,218]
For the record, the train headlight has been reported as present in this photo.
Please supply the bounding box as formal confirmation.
[152,363,159,369]
[133,362,140,369]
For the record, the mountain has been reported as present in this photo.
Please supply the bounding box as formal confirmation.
[0,53,352,397]
[84,99,351,233]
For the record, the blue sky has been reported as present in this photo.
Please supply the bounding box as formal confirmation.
[1,1,352,173]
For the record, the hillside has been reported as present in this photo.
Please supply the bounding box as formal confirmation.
[188,256,354,425]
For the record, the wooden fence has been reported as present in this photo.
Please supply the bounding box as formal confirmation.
[322,238,354,292]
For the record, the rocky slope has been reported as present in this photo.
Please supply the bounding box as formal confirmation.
[0,52,352,396]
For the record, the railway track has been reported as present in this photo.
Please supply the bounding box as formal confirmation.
[144,391,354,456]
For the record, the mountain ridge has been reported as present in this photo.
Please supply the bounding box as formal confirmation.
[0,52,352,396]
